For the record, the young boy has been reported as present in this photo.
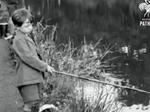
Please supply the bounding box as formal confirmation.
[11,8,54,112]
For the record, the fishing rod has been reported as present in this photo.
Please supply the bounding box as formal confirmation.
[53,70,150,95]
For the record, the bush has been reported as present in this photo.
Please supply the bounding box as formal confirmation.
[31,22,125,112]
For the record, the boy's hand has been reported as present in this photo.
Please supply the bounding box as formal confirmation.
[46,65,55,73]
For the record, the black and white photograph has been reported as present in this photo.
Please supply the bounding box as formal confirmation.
[0,0,150,112]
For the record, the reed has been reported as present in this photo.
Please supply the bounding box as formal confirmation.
[31,22,125,112]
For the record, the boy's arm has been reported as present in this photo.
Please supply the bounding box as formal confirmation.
[14,38,48,72]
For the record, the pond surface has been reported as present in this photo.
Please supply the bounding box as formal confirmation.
[24,0,150,106]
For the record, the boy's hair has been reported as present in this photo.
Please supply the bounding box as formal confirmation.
[11,8,33,27]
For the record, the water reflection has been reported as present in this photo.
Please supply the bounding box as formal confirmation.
[24,0,150,106]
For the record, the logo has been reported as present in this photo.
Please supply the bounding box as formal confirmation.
[139,0,150,26]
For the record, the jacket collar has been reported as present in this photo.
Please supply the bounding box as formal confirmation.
[15,30,35,46]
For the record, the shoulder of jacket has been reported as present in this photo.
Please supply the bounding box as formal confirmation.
[14,33,25,41]
[13,37,25,47]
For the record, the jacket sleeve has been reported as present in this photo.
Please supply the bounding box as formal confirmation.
[14,38,48,72]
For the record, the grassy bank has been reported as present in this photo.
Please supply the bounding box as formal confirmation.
[31,22,125,112]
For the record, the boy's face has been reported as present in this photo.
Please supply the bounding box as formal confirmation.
[19,19,33,34]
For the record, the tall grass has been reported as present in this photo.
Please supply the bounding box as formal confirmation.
[31,22,125,112]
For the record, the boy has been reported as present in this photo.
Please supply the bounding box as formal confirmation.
[11,8,54,112]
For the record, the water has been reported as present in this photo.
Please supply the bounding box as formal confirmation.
[23,0,150,106]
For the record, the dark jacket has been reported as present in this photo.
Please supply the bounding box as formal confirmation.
[12,30,47,86]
